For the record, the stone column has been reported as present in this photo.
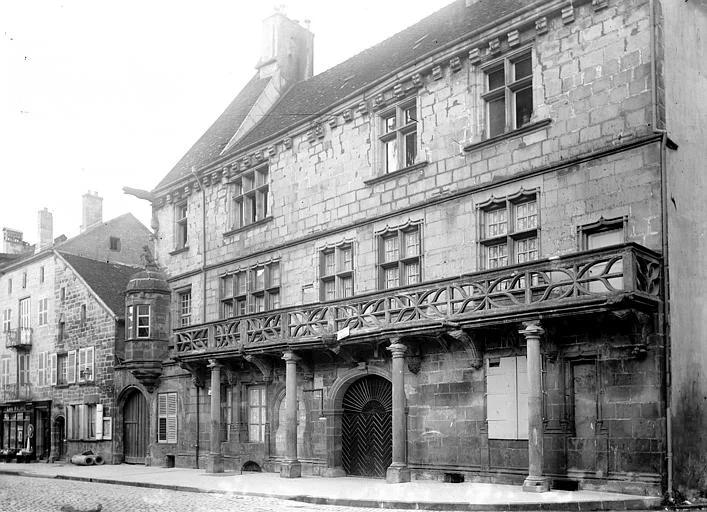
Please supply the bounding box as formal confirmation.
[280,351,301,478]
[206,359,224,473]
[386,341,410,483]
[520,321,550,492]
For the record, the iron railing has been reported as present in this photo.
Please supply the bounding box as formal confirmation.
[174,243,660,356]
[0,384,32,402]
[4,328,32,349]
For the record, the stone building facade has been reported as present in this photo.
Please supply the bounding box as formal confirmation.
[119,0,706,497]
[0,207,150,463]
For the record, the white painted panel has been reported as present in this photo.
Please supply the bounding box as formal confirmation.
[487,357,517,439]
[516,356,529,440]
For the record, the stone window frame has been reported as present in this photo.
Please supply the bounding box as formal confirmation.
[477,189,540,270]
[176,287,192,327]
[231,164,270,230]
[376,221,423,290]
[481,46,534,139]
[80,304,87,327]
[157,392,178,444]
[126,304,151,339]
[377,99,419,175]
[174,201,188,251]
[578,216,627,251]
[319,242,355,301]
[247,385,267,443]
[219,260,281,319]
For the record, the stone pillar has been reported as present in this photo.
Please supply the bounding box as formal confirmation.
[520,321,550,492]
[386,341,410,483]
[280,351,301,478]
[322,408,346,477]
[206,359,224,473]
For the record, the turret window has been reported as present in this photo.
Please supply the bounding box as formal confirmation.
[126,304,151,339]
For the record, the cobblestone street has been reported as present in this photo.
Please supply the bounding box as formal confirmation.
[0,475,422,512]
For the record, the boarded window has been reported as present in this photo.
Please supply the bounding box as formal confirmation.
[486,355,528,439]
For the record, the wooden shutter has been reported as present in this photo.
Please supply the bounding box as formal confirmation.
[95,404,104,440]
[66,406,73,439]
[86,347,94,382]
[515,356,528,440]
[78,349,86,383]
[79,405,86,439]
[67,351,76,384]
[38,352,46,386]
[49,353,57,386]
[166,393,177,443]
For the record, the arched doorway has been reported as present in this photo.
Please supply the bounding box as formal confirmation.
[123,389,149,464]
[341,375,392,478]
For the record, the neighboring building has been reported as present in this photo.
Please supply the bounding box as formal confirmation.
[0,201,150,463]
[119,0,706,497]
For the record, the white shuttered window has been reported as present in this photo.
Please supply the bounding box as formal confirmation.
[67,351,76,384]
[158,392,178,443]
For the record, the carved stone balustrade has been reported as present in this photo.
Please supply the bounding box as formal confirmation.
[174,243,661,359]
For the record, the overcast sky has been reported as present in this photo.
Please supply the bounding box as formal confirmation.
[0,1,452,246]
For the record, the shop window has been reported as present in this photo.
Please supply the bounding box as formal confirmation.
[479,193,539,269]
[482,49,533,138]
[378,225,422,289]
[486,355,528,439]
[158,392,178,443]
[379,101,418,174]
[248,386,267,442]
[320,243,354,300]
[232,165,269,229]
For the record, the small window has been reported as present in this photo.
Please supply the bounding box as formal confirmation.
[379,101,418,174]
[232,165,269,229]
[58,321,65,342]
[109,237,121,251]
[57,353,68,385]
[7,279,12,295]
[39,266,45,284]
[175,203,188,250]
[378,225,422,290]
[177,289,192,327]
[80,304,87,327]
[60,287,66,301]
[320,244,355,300]
[482,50,533,138]
[22,272,27,289]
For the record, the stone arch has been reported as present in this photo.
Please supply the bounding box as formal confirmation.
[114,385,151,464]
[51,414,66,462]
[322,365,393,477]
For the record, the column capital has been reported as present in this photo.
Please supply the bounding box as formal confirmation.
[387,342,407,358]
[282,350,300,363]
[207,359,223,369]
[519,320,544,339]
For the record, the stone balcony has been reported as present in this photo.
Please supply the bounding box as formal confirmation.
[4,328,32,350]
[0,384,32,402]
[173,243,661,359]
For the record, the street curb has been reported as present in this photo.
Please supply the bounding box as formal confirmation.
[0,470,663,511]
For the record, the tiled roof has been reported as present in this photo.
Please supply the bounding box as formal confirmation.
[59,252,142,317]
[155,74,271,190]
[154,0,529,191]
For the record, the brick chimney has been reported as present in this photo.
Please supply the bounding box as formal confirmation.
[81,191,103,232]
[37,208,53,250]
[257,10,314,84]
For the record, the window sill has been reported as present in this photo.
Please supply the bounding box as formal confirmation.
[463,118,552,153]
[223,217,273,238]
[169,246,189,256]
[363,161,429,186]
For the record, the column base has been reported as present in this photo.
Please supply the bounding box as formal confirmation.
[206,453,224,473]
[280,460,302,478]
[522,475,551,493]
[322,466,346,478]
[386,463,411,484]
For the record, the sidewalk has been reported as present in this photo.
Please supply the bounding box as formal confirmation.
[0,462,662,511]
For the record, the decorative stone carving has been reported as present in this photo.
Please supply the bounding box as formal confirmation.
[373,93,385,109]
[488,37,501,54]
[411,73,423,87]
[357,101,369,115]
[431,65,443,80]
[592,0,608,10]
[328,115,338,128]
[306,129,316,142]
[468,48,481,65]
[406,355,422,374]
[342,108,354,122]
[393,83,404,98]
[244,354,273,381]
[535,17,548,35]
[449,56,462,72]
[446,329,483,369]
[561,5,575,24]
[315,124,325,139]
[267,145,277,157]
[507,30,520,47]
[283,137,292,149]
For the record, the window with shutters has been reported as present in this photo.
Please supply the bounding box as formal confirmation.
[56,353,67,385]
[0,357,10,386]
[486,355,528,440]
[158,392,178,443]
[248,386,266,442]
[37,352,47,387]
[18,298,30,329]
[220,262,280,319]
[77,347,94,383]
[2,308,10,332]
[18,353,29,386]
[67,350,77,384]
[320,244,354,300]
[49,353,58,386]
[378,225,422,290]
[38,298,48,326]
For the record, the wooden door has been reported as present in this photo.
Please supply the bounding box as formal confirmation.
[123,391,149,464]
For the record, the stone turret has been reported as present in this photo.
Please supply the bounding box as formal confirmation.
[123,248,170,391]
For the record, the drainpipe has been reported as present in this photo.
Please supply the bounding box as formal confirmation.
[649,0,673,498]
